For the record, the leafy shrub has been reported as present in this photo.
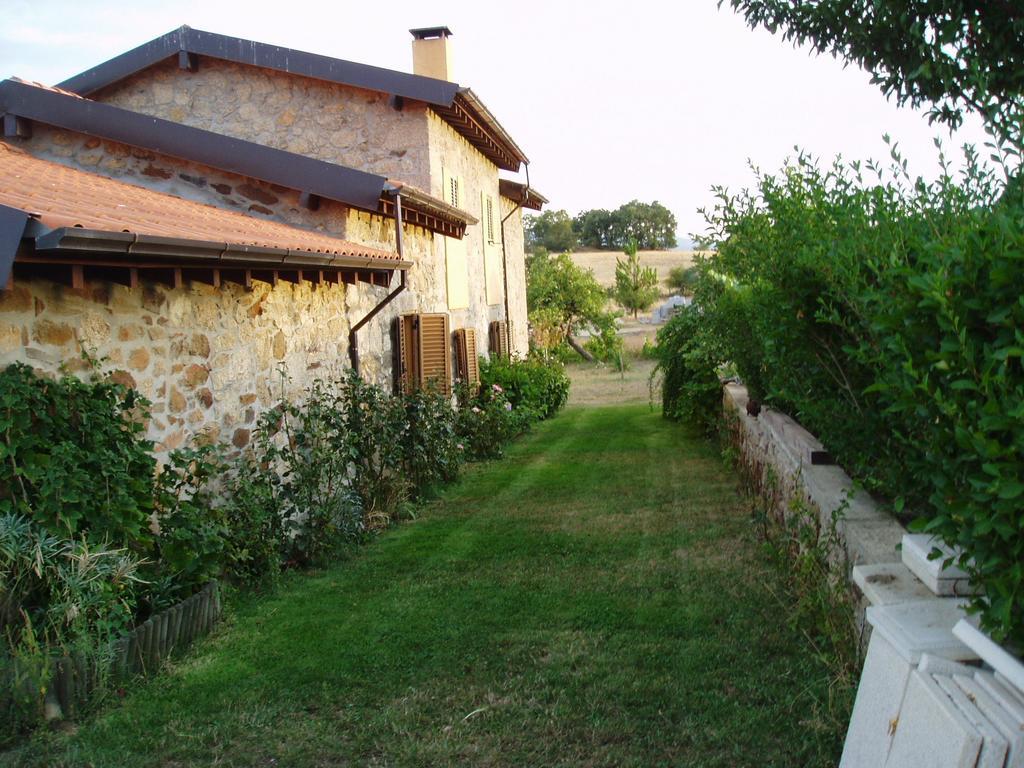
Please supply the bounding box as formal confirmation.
[666,265,700,295]
[653,305,723,434]
[152,445,227,598]
[680,144,1024,645]
[480,354,569,420]
[0,512,146,741]
[331,371,409,525]
[400,386,462,497]
[0,361,156,546]
[217,455,283,588]
[455,382,529,461]
[252,378,364,566]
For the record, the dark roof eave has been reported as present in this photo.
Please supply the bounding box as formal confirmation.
[31,225,411,271]
[0,78,387,213]
[498,179,547,211]
[385,182,478,226]
[55,26,528,174]
[58,25,460,107]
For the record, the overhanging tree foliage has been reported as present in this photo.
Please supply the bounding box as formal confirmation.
[723,0,1024,151]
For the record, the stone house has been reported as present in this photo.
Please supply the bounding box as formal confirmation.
[0,26,544,452]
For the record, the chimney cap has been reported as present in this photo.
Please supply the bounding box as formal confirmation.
[410,26,453,40]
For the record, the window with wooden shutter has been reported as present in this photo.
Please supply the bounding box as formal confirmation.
[394,312,452,395]
[418,313,451,395]
[488,320,509,359]
[443,168,469,310]
[481,191,503,306]
[453,328,480,387]
[394,314,416,395]
[485,195,496,244]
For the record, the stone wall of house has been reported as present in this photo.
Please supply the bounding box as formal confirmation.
[425,111,525,356]
[0,276,359,455]
[1,130,449,451]
[499,198,530,357]
[92,58,434,192]
[84,56,531,359]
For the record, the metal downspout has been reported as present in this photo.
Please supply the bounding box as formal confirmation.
[348,192,407,374]
[499,162,529,354]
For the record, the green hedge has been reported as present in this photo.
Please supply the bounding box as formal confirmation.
[480,353,570,420]
[658,148,1024,647]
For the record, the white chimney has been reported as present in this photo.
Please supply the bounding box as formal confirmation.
[410,27,454,81]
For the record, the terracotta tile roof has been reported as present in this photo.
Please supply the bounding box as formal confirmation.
[9,77,83,99]
[0,141,401,262]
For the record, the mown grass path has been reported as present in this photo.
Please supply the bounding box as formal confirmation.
[14,404,840,767]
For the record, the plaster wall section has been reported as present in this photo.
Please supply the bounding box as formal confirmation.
[499,197,529,357]
[92,58,434,190]
[426,110,509,350]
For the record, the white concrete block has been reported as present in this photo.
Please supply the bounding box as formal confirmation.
[868,599,978,664]
[902,534,976,597]
[854,563,936,607]
[976,671,1024,724]
[955,619,1024,694]
[954,674,1024,768]
[995,672,1024,708]
[885,670,982,768]
[918,653,977,678]
[840,631,914,768]
[934,675,1009,768]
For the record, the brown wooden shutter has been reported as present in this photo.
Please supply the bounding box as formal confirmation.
[417,313,451,395]
[394,314,416,395]
[454,328,480,386]
[465,328,479,385]
[489,320,509,359]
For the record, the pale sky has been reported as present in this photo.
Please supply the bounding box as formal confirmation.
[0,0,993,239]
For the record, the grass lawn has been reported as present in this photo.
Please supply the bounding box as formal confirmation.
[8,404,844,767]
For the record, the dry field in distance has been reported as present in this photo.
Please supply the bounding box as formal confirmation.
[570,249,702,297]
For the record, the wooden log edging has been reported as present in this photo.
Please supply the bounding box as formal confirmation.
[46,580,222,721]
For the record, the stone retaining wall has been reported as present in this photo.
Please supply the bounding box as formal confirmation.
[723,383,906,626]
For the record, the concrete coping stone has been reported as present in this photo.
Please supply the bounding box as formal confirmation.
[935,675,1010,768]
[886,670,982,768]
[723,383,905,568]
[953,675,1024,768]
[919,653,979,679]
[955,619,1024,695]
[867,599,977,664]
[974,672,1024,728]
[902,533,977,597]
[854,563,936,607]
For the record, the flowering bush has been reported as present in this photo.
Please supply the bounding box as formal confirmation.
[479,353,569,420]
[455,382,530,460]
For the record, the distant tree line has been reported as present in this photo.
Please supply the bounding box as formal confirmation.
[526,200,677,252]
